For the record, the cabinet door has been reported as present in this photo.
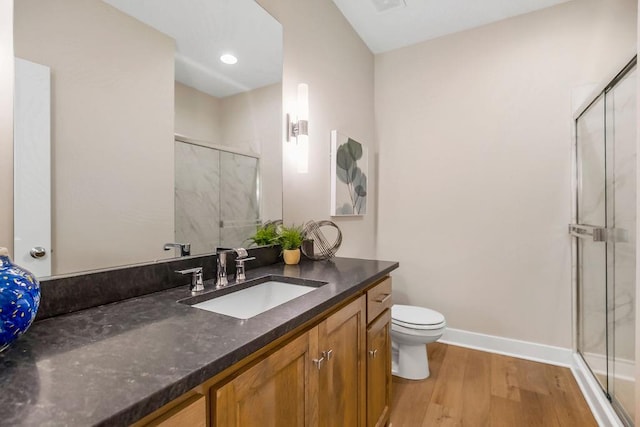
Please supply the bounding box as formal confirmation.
[317,296,366,427]
[367,309,391,427]
[215,330,319,427]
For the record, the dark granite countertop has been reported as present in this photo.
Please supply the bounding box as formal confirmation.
[0,257,398,427]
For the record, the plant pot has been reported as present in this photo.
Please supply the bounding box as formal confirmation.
[283,248,301,265]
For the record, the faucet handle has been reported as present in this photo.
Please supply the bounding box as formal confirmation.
[235,257,256,267]
[235,257,256,283]
[176,267,204,293]
[176,267,202,274]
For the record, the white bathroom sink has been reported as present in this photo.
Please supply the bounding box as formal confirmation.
[179,276,327,320]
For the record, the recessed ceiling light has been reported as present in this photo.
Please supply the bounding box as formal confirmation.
[220,54,238,65]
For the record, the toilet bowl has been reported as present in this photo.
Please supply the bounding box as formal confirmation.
[391,304,446,380]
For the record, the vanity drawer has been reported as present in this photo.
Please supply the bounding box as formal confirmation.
[367,277,392,324]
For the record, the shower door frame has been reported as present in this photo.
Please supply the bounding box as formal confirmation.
[571,55,637,427]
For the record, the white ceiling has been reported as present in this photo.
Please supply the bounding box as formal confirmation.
[102,0,282,98]
[332,0,572,54]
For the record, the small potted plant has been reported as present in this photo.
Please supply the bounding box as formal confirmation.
[277,224,304,265]
[248,223,279,247]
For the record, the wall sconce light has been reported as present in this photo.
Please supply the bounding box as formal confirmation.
[287,83,309,173]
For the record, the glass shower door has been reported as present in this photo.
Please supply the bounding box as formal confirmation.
[174,141,221,255]
[607,64,636,425]
[575,93,609,393]
[574,58,636,426]
[219,152,260,248]
[174,141,262,253]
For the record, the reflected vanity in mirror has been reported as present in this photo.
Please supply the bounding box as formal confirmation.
[13,0,283,277]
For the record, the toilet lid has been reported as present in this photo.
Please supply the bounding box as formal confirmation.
[392,305,445,327]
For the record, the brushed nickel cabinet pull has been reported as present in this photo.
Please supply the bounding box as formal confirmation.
[375,294,391,304]
[312,356,325,370]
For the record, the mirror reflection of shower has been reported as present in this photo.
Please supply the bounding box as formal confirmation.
[174,138,260,256]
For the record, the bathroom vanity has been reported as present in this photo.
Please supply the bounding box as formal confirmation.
[0,257,397,426]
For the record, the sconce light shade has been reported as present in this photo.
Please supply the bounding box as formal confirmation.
[297,83,308,122]
[288,83,309,173]
[288,83,309,141]
[296,136,309,173]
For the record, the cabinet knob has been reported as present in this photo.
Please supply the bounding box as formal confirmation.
[322,349,333,360]
[369,349,378,359]
[312,356,325,370]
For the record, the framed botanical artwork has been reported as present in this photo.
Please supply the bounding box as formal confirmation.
[330,130,368,216]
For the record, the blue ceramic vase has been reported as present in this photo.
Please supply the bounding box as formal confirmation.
[0,249,40,352]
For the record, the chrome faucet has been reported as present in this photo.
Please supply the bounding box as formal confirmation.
[216,248,254,288]
[164,242,191,257]
[176,267,204,294]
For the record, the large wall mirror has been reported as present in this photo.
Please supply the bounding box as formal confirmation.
[13,0,283,278]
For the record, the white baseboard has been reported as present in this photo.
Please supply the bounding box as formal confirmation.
[438,327,626,427]
[439,327,573,367]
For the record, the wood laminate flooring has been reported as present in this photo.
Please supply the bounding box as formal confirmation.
[390,342,597,426]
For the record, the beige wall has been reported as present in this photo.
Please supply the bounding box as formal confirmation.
[258,0,377,259]
[175,82,222,144]
[14,0,175,274]
[376,0,637,348]
[0,0,13,255]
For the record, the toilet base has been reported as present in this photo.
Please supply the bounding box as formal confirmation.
[392,342,430,380]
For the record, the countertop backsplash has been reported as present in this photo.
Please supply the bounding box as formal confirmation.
[37,245,281,320]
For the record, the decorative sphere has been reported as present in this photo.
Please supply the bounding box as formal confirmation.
[0,248,41,353]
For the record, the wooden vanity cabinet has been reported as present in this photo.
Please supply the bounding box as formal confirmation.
[365,276,392,427]
[214,330,318,426]
[139,394,206,427]
[135,276,392,427]
[214,296,366,427]
[317,295,366,427]
[366,309,391,427]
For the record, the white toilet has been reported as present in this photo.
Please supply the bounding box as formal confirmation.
[391,304,446,380]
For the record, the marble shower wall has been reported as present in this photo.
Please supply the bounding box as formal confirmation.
[220,152,260,248]
[609,67,636,419]
[610,68,636,364]
[174,142,259,254]
[175,142,220,254]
